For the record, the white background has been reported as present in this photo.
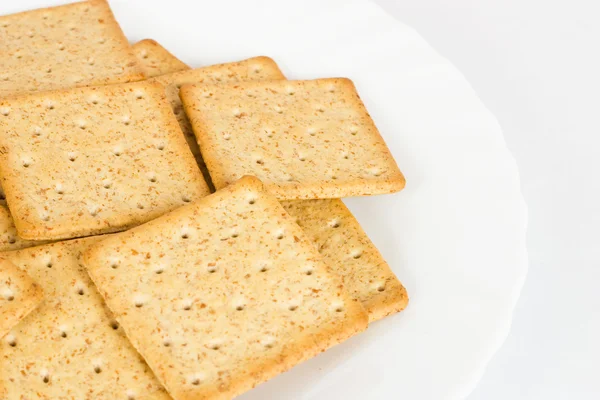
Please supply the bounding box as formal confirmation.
[1,0,595,398]
[373,0,600,398]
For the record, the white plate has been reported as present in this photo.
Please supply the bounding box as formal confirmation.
[3,0,529,398]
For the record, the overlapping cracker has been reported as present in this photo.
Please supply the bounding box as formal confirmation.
[150,56,285,190]
[0,257,43,339]
[132,39,189,78]
[0,81,209,241]
[180,78,405,200]
[0,0,144,96]
[0,202,46,252]
[0,237,169,399]
[83,176,368,400]
[282,199,408,322]
[146,42,408,321]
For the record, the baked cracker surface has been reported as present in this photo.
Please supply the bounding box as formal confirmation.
[0,0,144,95]
[282,199,408,322]
[0,80,209,241]
[180,78,405,200]
[0,237,169,399]
[83,176,368,400]
[132,39,189,78]
[150,56,285,190]
[0,257,43,339]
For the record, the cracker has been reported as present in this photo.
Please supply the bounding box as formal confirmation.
[0,257,43,339]
[180,78,405,200]
[0,204,48,251]
[0,81,209,241]
[1,187,47,252]
[282,199,408,322]
[132,39,189,78]
[145,48,407,321]
[0,0,144,96]
[0,237,169,399]
[150,56,285,190]
[83,176,368,400]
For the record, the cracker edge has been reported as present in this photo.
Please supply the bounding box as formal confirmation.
[0,0,146,85]
[0,236,170,399]
[159,55,285,86]
[335,199,409,322]
[180,78,406,200]
[0,205,50,252]
[132,39,189,77]
[243,55,287,80]
[156,55,286,193]
[82,175,368,400]
[0,81,210,241]
[0,257,44,339]
[287,199,408,322]
[96,0,147,83]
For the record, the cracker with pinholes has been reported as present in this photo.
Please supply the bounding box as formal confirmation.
[0,81,209,241]
[282,199,408,322]
[132,39,189,78]
[0,257,43,339]
[83,176,368,400]
[150,56,285,189]
[0,237,169,399]
[132,46,409,321]
[141,50,408,321]
[0,0,144,96]
[180,78,405,200]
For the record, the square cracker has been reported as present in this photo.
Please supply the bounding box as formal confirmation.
[83,176,368,400]
[150,56,285,189]
[0,257,43,339]
[282,199,408,322]
[180,78,405,200]
[0,0,144,95]
[132,39,189,78]
[0,80,209,241]
[0,237,169,399]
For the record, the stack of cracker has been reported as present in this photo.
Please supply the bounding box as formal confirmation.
[0,1,408,399]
